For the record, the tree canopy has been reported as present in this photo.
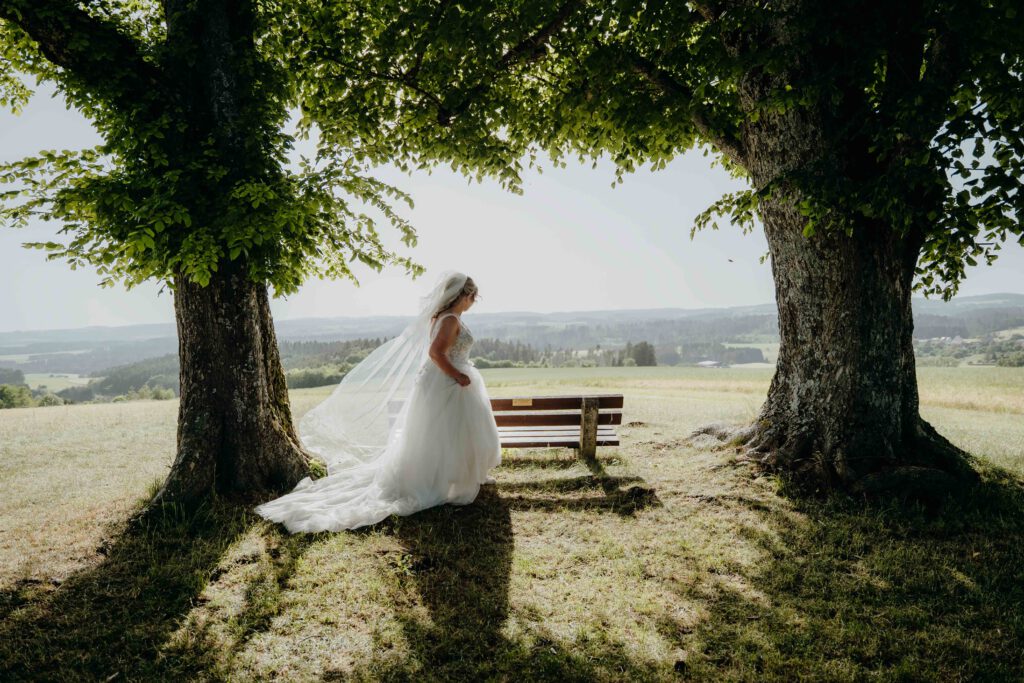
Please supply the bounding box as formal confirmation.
[291,0,1022,299]
[0,0,421,296]
[2,1,1020,300]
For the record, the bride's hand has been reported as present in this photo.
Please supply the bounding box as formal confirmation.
[455,372,471,387]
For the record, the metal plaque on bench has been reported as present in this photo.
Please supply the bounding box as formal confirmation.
[512,398,533,407]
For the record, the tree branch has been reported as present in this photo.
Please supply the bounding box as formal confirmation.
[0,0,163,110]
[624,49,746,165]
[880,10,926,121]
[437,0,584,125]
[404,0,453,84]
[367,67,446,112]
[919,31,962,110]
[890,1,970,144]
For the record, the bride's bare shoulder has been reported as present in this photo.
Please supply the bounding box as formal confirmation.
[436,313,460,327]
[432,314,460,336]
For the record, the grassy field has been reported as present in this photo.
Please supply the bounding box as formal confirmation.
[1,366,1023,681]
[21,373,94,392]
[995,326,1024,340]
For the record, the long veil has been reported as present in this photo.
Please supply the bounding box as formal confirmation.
[297,270,470,474]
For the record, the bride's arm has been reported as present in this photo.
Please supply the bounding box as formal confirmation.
[429,317,471,386]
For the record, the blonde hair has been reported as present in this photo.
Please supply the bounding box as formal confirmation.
[433,276,478,320]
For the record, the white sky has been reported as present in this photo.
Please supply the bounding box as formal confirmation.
[1,86,1022,332]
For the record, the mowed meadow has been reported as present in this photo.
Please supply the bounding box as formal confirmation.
[2,366,1023,681]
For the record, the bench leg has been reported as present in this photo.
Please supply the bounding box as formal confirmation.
[580,397,598,461]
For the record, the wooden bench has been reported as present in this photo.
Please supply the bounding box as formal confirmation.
[388,394,623,460]
[490,394,623,459]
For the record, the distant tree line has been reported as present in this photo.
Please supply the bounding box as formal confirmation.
[474,340,664,368]
[45,339,389,401]
[0,383,65,409]
[914,335,1024,367]
[479,315,779,350]
[0,368,25,385]
[56,355,180,403]
[279,338,386,370]
[471,339,540,365]
[3,331,779,409]
[914,309,1024,340]
[665,343,767,366]
[0,338,179,375]
[279,338,387,388]
[0,367,68,409]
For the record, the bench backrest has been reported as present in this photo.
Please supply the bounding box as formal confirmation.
[489,394,623,427]
[387,394,624,428]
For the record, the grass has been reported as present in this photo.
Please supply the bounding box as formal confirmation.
[1,367,1023,681]
[995,326,1024,340]
[22,373,94,392]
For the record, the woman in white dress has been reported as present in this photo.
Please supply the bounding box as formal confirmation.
[255,271,502,533]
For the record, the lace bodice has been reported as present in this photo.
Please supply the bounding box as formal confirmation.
[434,313,474,364]
[449,320,474,363]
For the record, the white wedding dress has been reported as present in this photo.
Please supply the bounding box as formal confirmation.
[255,312,501,533]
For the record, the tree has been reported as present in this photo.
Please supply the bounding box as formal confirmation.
[0,1,588,507]
[0,1,425,506]
[0,384,34,409]
[36,393,64,407]
[309,0,1021,494]
[555,1,1023,493]
[631,341,657,367]
[0,367,25,385]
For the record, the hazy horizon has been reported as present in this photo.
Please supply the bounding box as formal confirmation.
[4,291,1024,337]
[3,85,1023,334]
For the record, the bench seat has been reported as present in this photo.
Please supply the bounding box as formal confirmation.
[496,428,620,449]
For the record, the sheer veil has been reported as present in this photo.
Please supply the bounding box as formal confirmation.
[298,271,470,474]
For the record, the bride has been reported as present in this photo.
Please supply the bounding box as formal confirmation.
[255,271,502,532]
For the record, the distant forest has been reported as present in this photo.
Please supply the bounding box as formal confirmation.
[2,295,1022,405]
[25,335,763,403]
[915,310,1024,339]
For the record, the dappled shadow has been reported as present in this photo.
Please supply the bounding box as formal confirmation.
[0,501,286,681]
[500,474,643,493]
[0,447,665,680]
[341,486,667,681]
[674,464,1024,680]
[503,486,661,516]
[230,531,320,649]
[392,487,513,678]
[500,454,662,518]
[498,451,622,470]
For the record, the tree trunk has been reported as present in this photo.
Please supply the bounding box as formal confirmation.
[744,196,973,494]
[726,92,976,496]
[151,263,309,508]
[141,0,311,510]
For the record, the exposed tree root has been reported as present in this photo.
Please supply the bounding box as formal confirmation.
[687,416,978,504]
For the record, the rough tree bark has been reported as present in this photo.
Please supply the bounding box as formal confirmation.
[706,51,977,497]
[152,263,309,506]
[741,189,974,495]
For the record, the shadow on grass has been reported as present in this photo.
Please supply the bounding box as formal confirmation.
[498,451,622,471]
[676,463,1024,680]
[500,473,644,494]
[0,499,310,681]
[342,485,667,681]
[499,452,662,517]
